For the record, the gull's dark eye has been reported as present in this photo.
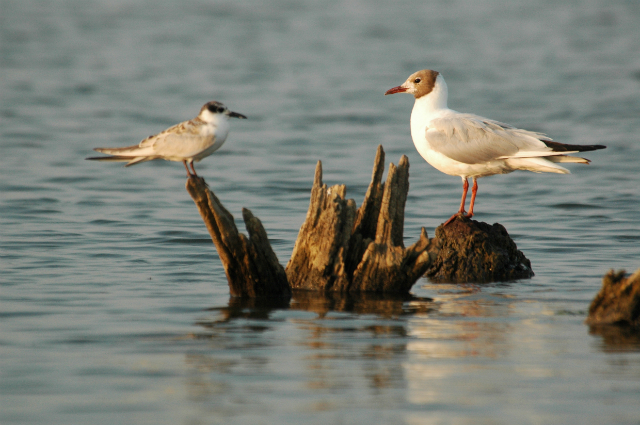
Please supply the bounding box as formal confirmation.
[414,78,421,84]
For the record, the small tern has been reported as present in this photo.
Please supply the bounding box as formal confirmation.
[87,101,246,177]
[385,69,606,225]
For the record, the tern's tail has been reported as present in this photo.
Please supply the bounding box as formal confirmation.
[85,155,156,167]
[86,146,157,167]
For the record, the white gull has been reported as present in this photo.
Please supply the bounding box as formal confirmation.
[385,69,606,225]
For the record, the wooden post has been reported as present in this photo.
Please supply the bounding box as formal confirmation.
[186,177,290,299]
[284,162,356,291]
[285,146,435,293]
[587,269,640,327]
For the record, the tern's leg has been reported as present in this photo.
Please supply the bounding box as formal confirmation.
[183,160,193,177]
[189,162,199,177]
[444,177,470,226]
[467,178,478,218]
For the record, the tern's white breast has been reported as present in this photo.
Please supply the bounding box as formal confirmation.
[191,115,230,161]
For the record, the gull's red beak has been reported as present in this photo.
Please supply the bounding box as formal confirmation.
[384,86,407,95]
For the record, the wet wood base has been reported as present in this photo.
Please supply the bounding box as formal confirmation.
[426,217,534,283]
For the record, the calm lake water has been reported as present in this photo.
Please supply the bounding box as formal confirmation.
[2,0,640,423]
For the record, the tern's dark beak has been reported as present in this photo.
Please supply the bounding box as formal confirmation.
[384,86,408,95]
[228,111,247,119]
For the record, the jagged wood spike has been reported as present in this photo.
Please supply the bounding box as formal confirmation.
[352,145,385,240]
[375,156,408,247]
[286,145,436,293]
[349,153,433,293]
[345,145,385,280]
[285,161,356,291]
[186,177,290,298]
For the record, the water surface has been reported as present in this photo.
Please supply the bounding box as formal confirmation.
[2,0,640,423]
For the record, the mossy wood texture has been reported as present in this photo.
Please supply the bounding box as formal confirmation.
[426,218,534,283]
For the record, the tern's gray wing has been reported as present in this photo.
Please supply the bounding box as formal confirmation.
[151,131,216,159]
[138,119,199,148]
[425,114,555,164]
[137,119,213,158]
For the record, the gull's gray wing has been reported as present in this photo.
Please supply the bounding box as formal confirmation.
[425,113,556,164]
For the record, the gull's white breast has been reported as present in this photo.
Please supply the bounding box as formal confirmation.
[410,107,512,178]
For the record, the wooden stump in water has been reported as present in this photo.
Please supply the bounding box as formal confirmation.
[285,146,436,293]
[186,145,535,298]
[425,217,534,283]
[186,177,290,299]
[586,268,640,327]
[187,146,436,297]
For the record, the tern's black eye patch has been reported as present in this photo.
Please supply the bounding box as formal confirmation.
[414,78,421,84]
[217,107,225,113]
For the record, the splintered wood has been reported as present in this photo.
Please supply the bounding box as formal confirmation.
[186,178,290,298]
[286,146,435,293]
[187,145,435,297]
[187,145,534,299]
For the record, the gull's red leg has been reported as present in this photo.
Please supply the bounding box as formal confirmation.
[467,178,478,218]
[458,178,469,214]
[444,177,469,226]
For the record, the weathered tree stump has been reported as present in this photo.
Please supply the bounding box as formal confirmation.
[186,177,290,299]
[285,146,435,293]
[187,146,435,297]
[186,145,536,298]
[283,165,356,292]
[586,268,640,327]
[425,217,534,283]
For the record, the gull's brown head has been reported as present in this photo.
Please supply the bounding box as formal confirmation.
[384,69,440,99]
